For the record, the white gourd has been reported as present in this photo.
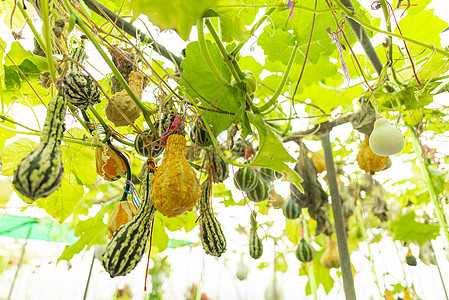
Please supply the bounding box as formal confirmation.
[369,118,405,156]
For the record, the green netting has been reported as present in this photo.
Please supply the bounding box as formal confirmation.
[0,215,76,243]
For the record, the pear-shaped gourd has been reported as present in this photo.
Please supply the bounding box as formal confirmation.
[320,239,340,269]
[236,259,248,280]
[151,134,201,217]
[369,118,405,156]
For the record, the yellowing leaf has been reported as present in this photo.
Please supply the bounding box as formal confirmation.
[0,138,37,176]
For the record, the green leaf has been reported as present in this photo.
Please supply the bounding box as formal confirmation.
[0,179,13,206]
[0,118,16,149]
[0,138,37,176]
[248,114,303,190]
[396,10,448,52]
[180,41,246,135]
[130,0,215,40]
[152,216,169,254]
[36,172,85,222]
[209,0,250,42]
[61,129,97,187]
[285,219,301,246]
[5,42,48,71]
[157,211,198,233]
[427,165,446,194]
[58,205,109,262]
[391,211,440,246]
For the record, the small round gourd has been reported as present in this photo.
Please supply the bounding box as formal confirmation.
[246,178,269,202]
[295,238,315,263]
[151,134,201,217]
[282,196,301,219]
[369,118,405,156]
[357,137,390,173]
[234,167,258,192]
[258,167,282,182]
[320,239,340,269]
[406,249,417,266]
[134,128,164,157]
[190,123,211,147]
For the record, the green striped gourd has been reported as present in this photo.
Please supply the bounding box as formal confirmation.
[247,178,269,202]
[234,167,258,192]
[209,147,229,183]
[199,177,227,257]
[101,169,156,277]
[295,238,314,263]
[13,95,66,200]
[249,212,263,259]
[258,167,282,182]
[64,46,101,110]
[190,122,211,147]
[282,196,301,219]
[134,128,164,157]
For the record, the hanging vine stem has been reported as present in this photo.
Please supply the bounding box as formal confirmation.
[39,0,57,83]
[197,18,229,87]
[409,126,449,246]
[320,131,356,300]
[60,0,154,130]
[355,200,383,298]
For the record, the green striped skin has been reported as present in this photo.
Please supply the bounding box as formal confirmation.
[246,178,269,202]
[295,238,315,263]
[209,148,229,183]
[101,170,156,277]
[134,128,164,157]
[258,167,282,182]
[249,212,263,259]
[190,123,211,147]
[199,178,227,257]
[64,46,101,110]
[282,196,301,219]
[13,95,66,200]
[234,167,258,192]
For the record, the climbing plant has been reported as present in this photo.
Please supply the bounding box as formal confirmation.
[0,0,449,299]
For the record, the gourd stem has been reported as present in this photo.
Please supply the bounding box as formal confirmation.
[204,19,260,114]
[320,131,357,300]
[258,42,299,113]
[39,0,57,84]
[61,0,154,128]
[230,7,277,57]
[330,0,449,58]
[301,213,317,300]
[408,126,449,245]
[197,19,229,86]
[16,2,47,59]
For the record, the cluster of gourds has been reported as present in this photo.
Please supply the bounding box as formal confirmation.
[234,166,281,203]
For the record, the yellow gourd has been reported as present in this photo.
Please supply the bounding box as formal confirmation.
[320,239,340,269]
[384,290,394,300]
[95,144,129,181]
[357,137,390,173]
[311,152,326,173]
[107,201,137,238]
[151,134,201,217]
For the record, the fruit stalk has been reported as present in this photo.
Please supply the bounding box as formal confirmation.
[320,132,356,300]
[409,126,449,245]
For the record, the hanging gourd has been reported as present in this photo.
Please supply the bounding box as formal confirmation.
[258,167,282,182]
[13,95,66,200]
[105,71,144,127]
[405,249,417,266]
[209,147,229,183]
[247,178,269,202]
[311,152,326,173]
[282,196,301,219]
[107,201,137,238]
[101,168,157,277]
[320,239,340,269]
[64,46,101,109]
[249,211,263,259]
[357,137,391,173]
[151,134,201,217]
[369,118,405,156]
[134,128,164,158]
[295,238,315,263]
[95,143,128,181]
[190,121,211,147]
[198,176,227,257]
[234,167,259,192]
